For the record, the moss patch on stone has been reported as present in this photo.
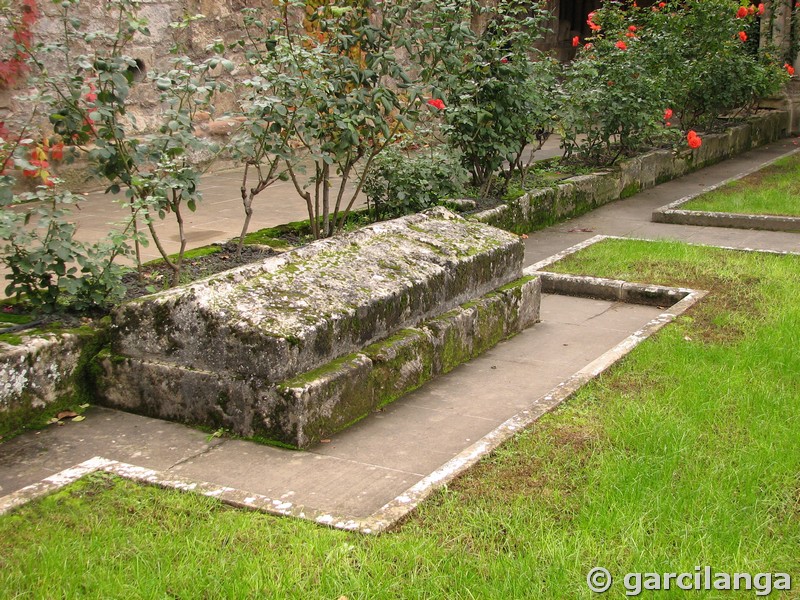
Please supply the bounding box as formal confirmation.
[0,333,24,346]
[0,325,106,440]
[0,313,34,326]
[620,181,641,199]
[265,276,539,448]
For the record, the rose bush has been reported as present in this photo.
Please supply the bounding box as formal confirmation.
[426,0,558,195]
[363,145,468,219]
[560,13,671,164]
[626,0,787,129]
[560,0,788,162]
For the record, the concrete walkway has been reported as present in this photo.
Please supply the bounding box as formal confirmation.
[68,138,567,261]
[1,137,798,530]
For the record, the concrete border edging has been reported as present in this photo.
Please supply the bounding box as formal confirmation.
[651,147,800,232]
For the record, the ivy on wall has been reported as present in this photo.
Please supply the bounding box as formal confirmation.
[0,0,39,88]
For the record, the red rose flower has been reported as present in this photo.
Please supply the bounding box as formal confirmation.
[785,63,795,76]
[687,130,702,149]
[628,25,637,32]
[758,3,765,14]
[664,108,673,120]
[84,82,98,104]
[50,142,65,161]
[738,30,748,42]
[615,40,627,50]
[427,98,445,110]
[572,36,580,47]
[736,6,748,18]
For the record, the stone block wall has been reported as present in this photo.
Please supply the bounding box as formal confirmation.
[0,328,101,435]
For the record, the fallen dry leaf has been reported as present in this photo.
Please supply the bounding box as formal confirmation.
[72,415,86,422]
[56,410,78,420]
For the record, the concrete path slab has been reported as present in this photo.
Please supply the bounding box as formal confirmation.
[0,408,223,494]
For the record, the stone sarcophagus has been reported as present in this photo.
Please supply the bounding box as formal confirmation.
[96,208,540,448]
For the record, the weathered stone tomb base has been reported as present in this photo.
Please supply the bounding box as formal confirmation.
[97,275,539,448]
[95,209,540,448]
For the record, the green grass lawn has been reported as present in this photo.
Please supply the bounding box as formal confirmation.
[681,152,800,216]
[1,239,799,599]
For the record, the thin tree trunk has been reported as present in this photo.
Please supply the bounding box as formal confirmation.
[479,173,493,199]
[172,193,187,287]
[314,164,322,239]
[322,162,331,237]
[331,163,352,232]
[237,163,252,257]
[129,198,142,280]
[335,150,380,233]
[145,214,178,282]
[288,161,317,239]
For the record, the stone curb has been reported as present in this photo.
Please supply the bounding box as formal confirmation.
[0,457,356,530]
[471,111,790,234]
[1,329,100,429]
[651,146,800,232]
[530,234,800,268]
